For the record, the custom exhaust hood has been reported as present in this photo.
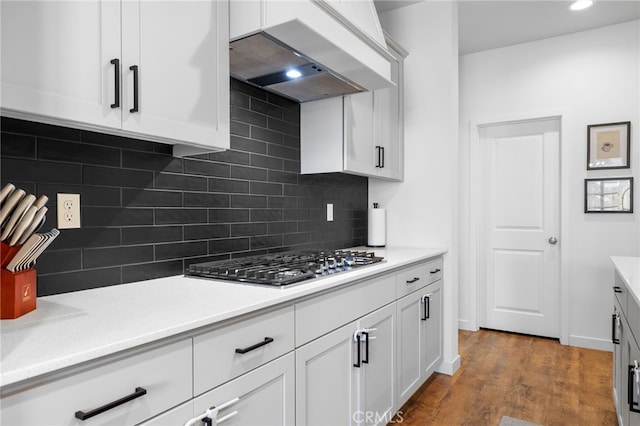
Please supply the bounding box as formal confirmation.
[229,1,395,103]
[230,33,365,103]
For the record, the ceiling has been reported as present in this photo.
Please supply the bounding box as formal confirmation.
[374,0,640,55]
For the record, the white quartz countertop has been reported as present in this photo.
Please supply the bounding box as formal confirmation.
[0,246,446,389]
[611,256,640,308]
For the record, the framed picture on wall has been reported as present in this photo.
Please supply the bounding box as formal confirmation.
[587,121,631,170]
[584,177,634,213]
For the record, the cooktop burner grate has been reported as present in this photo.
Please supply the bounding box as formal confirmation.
[185,250,384,286]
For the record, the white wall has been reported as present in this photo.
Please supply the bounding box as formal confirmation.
[373,1,460,374]
[459,20,640,350]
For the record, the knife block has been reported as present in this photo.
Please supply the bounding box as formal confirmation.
[1,268,37,319]
[1,241,37,319]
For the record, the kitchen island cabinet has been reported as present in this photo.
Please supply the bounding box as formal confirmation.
[1,0,229,156]
[0,247,447,425]
[610,256,640,426]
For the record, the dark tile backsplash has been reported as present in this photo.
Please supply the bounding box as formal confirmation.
[1,79,368,296]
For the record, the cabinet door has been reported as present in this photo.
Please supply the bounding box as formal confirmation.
[373,53,402,181]
[296,322,358,426]
[344,93,377,177]
[396,290,423,408]
[613,301,624,419]
[626,336,640,426]
[121,0,229,150]
[358,303,396,426]
[421,280,443,379]
[1,0,121,129]
[192,353,294,426]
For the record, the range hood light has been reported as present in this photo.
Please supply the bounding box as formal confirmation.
[568,0,593,11]
[286,69,302,79]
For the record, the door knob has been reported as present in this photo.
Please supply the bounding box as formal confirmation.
[548,237,558,245]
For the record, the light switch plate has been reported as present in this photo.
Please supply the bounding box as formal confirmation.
[57,193,81,229]
[327,203,333,221]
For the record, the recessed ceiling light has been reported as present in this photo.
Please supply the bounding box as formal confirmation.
[569,0,593,11]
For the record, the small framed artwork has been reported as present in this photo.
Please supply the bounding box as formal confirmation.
[587,121,631,170]
[584,177,634,213]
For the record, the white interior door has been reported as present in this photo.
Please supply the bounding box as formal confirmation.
[479,118,560,338]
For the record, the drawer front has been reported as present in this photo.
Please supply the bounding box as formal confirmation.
[193,305,294,396]
[1,339,192,426]
[295,273,396,346]
[396,257,443,298]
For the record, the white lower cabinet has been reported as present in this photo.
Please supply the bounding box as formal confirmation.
[188,353,295,426]
[296,303,396,426]
[396,279,443,409]
[612,270,640,426]
[421,280,443,380]
[0,256,445,426]
[0,339,192,426]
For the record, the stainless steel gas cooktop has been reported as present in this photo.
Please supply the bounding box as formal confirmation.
[185,249,384,286]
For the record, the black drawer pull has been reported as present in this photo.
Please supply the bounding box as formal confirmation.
[110,58,120,109]
[129,65,139,113]
[235,337,274,354]
[75,387,147,420]
[430,268,441,274]
[628,364,640,413]
[613,286,623,293]
[421,294,431,320]
[354,333,361,368]
[362,331,370,364]
[406,277,420,284]
[611,313,620,344]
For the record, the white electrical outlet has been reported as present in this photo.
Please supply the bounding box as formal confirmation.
[327,203,334,222]
[57,193,81,229]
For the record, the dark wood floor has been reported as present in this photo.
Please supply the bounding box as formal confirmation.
[393,329,617,426]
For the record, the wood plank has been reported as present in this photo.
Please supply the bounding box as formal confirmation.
[393,329,616,425]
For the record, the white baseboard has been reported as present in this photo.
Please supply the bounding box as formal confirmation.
[458,319,477,331]
[568,334,613,352]
[436,355,461,376]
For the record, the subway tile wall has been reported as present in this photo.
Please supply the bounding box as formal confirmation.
[0,79,368,296]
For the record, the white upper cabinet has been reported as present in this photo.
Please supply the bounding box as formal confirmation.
[1,1,122,130]
[1,0,229,156]
[301,35,407,181]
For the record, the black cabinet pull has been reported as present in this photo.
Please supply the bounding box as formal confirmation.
[628,364,640,413]
[430,268,441,274]
[422,294,431,321]
[613,286,622,293]
[235,337,274,354]
[129,65,139,113]
[353,333,361,368]
[375,146,382,168]
[380,146,385,168]
[362,331,369,364]
[110,58,120,109]
[406,277,420,284]
[75,387,147,420]
[611,313,620,344]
